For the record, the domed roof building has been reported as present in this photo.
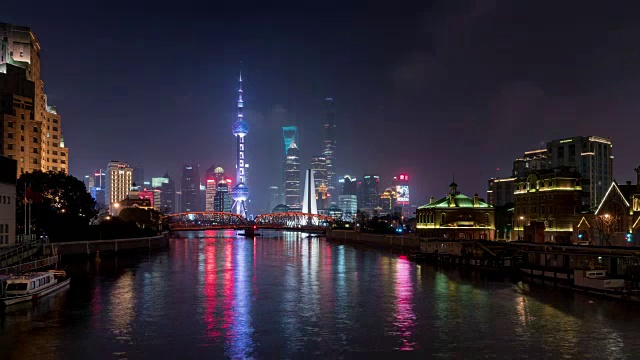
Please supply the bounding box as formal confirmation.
[416,182,495,240]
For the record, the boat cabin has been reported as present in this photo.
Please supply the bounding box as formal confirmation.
[5,272,56,296]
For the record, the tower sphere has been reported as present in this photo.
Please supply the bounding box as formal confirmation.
[232,120,249,136]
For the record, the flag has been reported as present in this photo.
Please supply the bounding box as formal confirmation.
[25,186,43,203]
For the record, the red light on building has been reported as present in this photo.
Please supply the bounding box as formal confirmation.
[206,179,216,183]
[226,179,232,183]
[398,174,409,181]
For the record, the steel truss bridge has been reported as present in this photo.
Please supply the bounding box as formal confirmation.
[164,211,334,233]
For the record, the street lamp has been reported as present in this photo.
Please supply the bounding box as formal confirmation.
[112,202,120,216]
[519,216,524,241]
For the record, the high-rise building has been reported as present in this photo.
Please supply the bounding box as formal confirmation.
[181,164,200,212]
[322,97,336,198]
[152,176,169,189]
[83,175,94,192]
[0,23,69,176]
[311,155,328,192]
[214,180,232,212]
[267,186,279,213]
[159,172,175,214]
[316,183,329,210]
[487,177,516,206]
[282,125,298,203]
[204,166,226,211]
[339,195,357,222]
[512,149,548,177]
[339,175,357,195]
[285,141,301,207]
[394,174,410,218]
[105,161,133,214]
[132,165,144,187]
[547,136,613,210]
[358,175,379,210]
[231,73,249,217]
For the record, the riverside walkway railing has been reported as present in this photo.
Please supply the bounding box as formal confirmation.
[0,255,59,275]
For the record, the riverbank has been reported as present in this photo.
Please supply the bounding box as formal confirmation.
[53,234,168,258]
[326,229,421,251]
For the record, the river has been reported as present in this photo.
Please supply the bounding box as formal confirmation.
[2,230,640,359]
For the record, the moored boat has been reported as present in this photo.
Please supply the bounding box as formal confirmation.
[1,270,70,307]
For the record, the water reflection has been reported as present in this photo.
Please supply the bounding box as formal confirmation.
[5,233,640,358]
[392,256,416,350]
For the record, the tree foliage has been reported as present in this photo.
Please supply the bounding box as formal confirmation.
[17,170,97,240]
[118,207,162,228]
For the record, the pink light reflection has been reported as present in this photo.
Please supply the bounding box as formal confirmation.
[394,257,417,350]
[203,241,220,339]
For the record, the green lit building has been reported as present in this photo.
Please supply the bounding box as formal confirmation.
[416,182,496,240]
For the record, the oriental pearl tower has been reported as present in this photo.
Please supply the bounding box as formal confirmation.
[231,72,249,217]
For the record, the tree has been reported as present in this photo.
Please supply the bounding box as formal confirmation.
[118,207,162,228]
[594,213,619,246]
[17,170,97,240]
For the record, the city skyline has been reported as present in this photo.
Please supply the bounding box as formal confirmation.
[3,2,640,210]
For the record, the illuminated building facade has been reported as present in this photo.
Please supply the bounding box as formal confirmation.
[214,180,232,212]
[181,164,200,212]
[513,167,582,243]
[231,73,249,217]
[547,136,613,210]
[416,182,495,240]
[577,167,640,246]
[316,183,329,210]
[358,175,379,210]
[311,155,327,194]
[487,177,516,206]
[159,173,175,214]
[204,166,224,211]
[379,187,397,215]
[285,141,300,207]
[322,97,336,197]
[0,23,69,176]
[512,149,548,177]
[105,161,133,214]
[281,125,298,203]
[339,195,357,221]
[339,175,357,196]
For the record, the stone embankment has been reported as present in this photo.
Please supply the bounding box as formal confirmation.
[54,234,169,258]
[326,230,421,251]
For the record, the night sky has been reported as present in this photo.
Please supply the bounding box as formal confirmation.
[4,1,640,211]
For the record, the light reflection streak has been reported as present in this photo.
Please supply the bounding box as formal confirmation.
[227,239,254,358]
[108,271,136,336]
[392,257,417,350]
[203,240,220,339]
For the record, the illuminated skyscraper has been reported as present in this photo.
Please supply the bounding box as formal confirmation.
[0,23,69,176]
[311,155,327,194]
[105,161,133,214]
[285,141,300,207]
[282,126,298,203]
[322,97,336,198]
[267,186,279,213]
[181,164,200,212]
[358,174,379,210]
[231,73,249,217]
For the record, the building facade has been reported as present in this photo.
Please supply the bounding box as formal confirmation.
[0,23,69,176]
[416,182,495,240]
[512,149,548,177]
[105,161,133,215]
[358,175,379,210]
[322,97,336,197]
[547,136,613,210]
[311,155,327,194]
[181,164,200,212]
[513,168,582,243]
[577,168,640,246]
[339,195,357,221]
[214,181,232,212]
[0,156,16,246]
[339,175,357,196]
[487,177,516,206]
[285,141,300,207]
[267,185,279,213]
[159,173,175,214]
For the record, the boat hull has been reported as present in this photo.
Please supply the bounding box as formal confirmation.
[2,278,71,306]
